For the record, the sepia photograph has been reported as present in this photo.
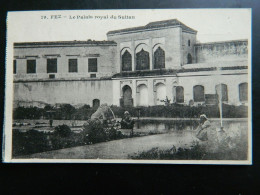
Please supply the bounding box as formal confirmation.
[3,9,252,164]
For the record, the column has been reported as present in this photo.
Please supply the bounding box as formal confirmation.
[132,80,137,106]
[148,79,154,105]
[149,38,153,70]
[131,40,135,71]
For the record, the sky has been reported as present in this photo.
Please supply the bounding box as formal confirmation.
[7,9,251,43]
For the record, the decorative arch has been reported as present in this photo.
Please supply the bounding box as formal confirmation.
[239,82,248,102]
[174,86,184,103]
[193,85,205,102]
[135,43,150,70]
[122,85,133,107]
[121,49,132,71]
[215,84,228,102]
[154,46,165,69]
[155,83,166,105]
[136,84,148,106]
[187,53,192,64]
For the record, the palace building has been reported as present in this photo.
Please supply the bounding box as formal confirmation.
[13,19,249,108]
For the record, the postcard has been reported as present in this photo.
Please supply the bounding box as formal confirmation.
[3,9,252,164]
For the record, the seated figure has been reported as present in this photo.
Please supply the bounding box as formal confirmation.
[121,111,134,129]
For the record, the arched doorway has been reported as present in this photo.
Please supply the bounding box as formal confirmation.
[215,84,228,102]
[137,84,148,106]
[122,85,133,107]
[93,99,100,109]
[173,86,184,103]
[193,85,205,102]
[155,83,166,105]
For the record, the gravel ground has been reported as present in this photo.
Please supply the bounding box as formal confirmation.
[19,131,198,159]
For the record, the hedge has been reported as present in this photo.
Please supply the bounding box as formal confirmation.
[13,103,248,120]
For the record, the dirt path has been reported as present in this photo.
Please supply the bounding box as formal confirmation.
[19,131,199,159]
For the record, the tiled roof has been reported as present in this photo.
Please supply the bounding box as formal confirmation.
[107,19,197,35]
[14,40,117,47]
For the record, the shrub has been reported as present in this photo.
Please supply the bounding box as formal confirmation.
[82,120,107,143]
[54,125,72,137]
[12,130,49,156]
[107,127,124,140]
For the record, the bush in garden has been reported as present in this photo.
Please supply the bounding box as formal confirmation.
[13,103,248,120]
[12,130,49,156]
[54,125,72,137]
[82,120,107,143]
[107,127,124,140]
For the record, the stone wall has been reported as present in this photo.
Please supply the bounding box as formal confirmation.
[13,79,113,108]
[195,40,248,63]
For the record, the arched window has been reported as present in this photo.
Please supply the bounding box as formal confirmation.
[92,99,100,109]
[193,85,205,102]
[215,84,228,102]
[122,50,132,71]
[154,47,165,69]
[136,49,150,70]
[187,53,192,64]
[239,83,248,102]
[176,86,184,103]
[188,40,191,47]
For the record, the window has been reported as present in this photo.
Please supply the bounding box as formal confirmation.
[68,59,78,73]
[215,84,228,102]
[122,50,132,71]
[47,58,57,73]
[239,83,248,102]
[193,85,205,102]
[187,53,192,64]
[88,58,97,72]
[154,47,165,69]
[188,40,191,47]
[27,59,36,74]
[13,60,16,74]
[136,49,150,70]
[176,86,184,103]
[90,74,96,78]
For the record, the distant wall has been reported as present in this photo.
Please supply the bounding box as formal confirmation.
[14,44,117,79]
[13,79,113,108]
[195,40,248,63]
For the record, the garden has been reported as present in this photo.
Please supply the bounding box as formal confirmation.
[12,121,129,157]
[13,103,248,120]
